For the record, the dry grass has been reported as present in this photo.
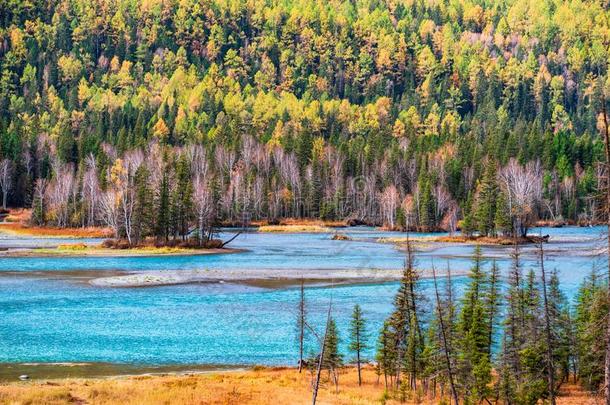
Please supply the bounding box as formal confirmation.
[246,218,346,227]
[2,244,239,258]
[277,218,346,227]
[0,222,113,238]
[0,367,598,405]
[258,224,331,233]
[433,235,517,245]
[0,208,112,238]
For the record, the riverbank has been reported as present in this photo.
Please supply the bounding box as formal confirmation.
[0,366,595,404]
[0,222,112,239]
[378,234,551,246]
[0,244,244,258]
[87,267,415,288]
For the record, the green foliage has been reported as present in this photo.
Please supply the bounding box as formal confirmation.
[322,317,343,372]
[0,0,604,227]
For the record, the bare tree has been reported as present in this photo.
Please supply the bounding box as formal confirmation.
[31,178,47,224]
[82,154,100,227]
[192,171,214,245]
[99,189,120,238]
[312,300,332,405]
[47,162,75,227]
[107,151,143,244]
[379,185,399,229]
[0,159,13,210]
[498,158,543,237]
[297,279,306,373]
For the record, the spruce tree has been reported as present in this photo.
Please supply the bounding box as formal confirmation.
[474,164,498,236]
[574,269,607,391]
[171,156,193,240]
[457,246,492,403]
[376,320,396,389]
[348,304,368,386]
[494,190,511,236]
[156,172,170,241]
[322,317,342,391]
[133,165,153,244]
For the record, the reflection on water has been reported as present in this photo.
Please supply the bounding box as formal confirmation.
[0,226,606,368]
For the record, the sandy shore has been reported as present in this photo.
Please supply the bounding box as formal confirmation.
[88,267,469,288]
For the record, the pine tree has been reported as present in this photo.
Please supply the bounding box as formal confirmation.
[170,156,193,240]
[322,317,343,392]
[474,164,498,236]
[461,193,476,236]
[539,243,556,405]
[494,190,512,236]
[388,239,424,390]
[348,304,368,386]
[133,165,153,244]
[156,172,170,241]
[574,269,607,391]
[376,320,396,389]
[457,246,492,403]
[485,260,501,357]
[547,268,572,385]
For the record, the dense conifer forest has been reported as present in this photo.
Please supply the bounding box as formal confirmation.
[301,242,605,404]
[0,0,609,241]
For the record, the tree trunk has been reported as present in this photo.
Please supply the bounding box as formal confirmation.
[539,243,556,405]
[312,301,332,405]
[432,265,459,405]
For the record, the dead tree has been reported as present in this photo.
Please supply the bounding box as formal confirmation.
[539,242,556,405]
[432,264,459,405]
[297,278,306,373]
[312,299,332,405]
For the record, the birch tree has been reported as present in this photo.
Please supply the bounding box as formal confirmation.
[0,159,13,210]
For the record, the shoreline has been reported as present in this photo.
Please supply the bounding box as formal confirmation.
[0,365,592,404]
[87,267,469,288]
[0,362,245,382]
[0,246,245,258]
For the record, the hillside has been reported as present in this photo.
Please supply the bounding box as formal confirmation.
[0,0,608,239]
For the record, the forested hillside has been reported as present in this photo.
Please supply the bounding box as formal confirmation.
[0,0,609,240]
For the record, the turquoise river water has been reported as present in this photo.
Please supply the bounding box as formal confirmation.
[0,226,606,372]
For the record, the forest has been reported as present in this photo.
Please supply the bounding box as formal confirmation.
[0,0,609,242]
[2,0,610,403]
[298,242,607,404]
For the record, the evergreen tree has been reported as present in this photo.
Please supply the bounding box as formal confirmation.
[156,172,170,241]
[456,246,493,403]
[494,190,512,236]
[348,304,368,386]
[132,165,153,244]
[322,317,343,391]
[376,320,396,389]
[574,270,607,391]
[170,156,193,240]
[474,164,498,236]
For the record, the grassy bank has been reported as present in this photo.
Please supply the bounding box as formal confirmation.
[0,366,594,405]
[0,243,242,258]
[0,222,112,239]
[258,224,331,233]
[378,234,549,246]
